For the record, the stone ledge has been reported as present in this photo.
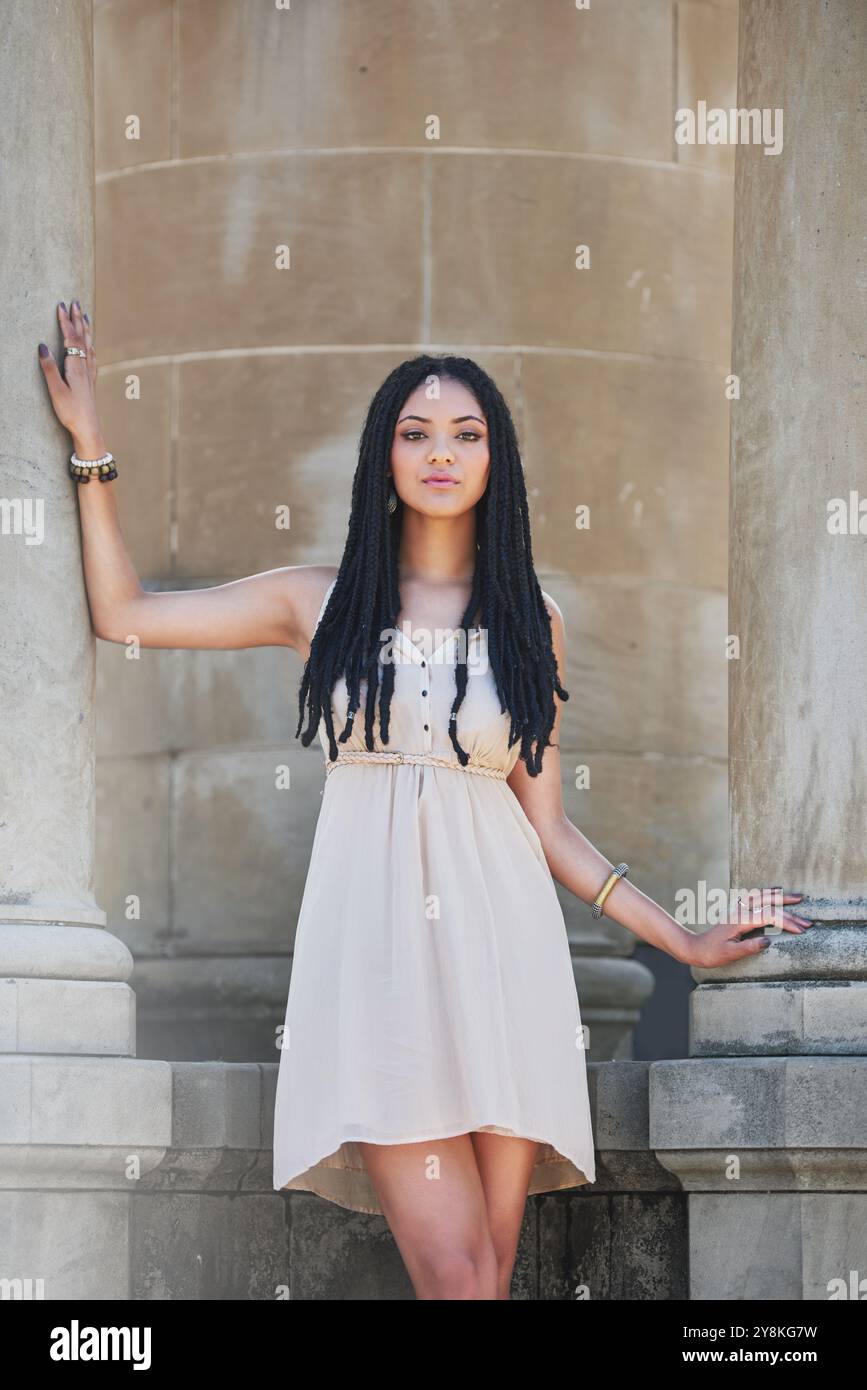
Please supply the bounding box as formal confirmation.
[691,981,867,1054]
[651,1056,867,1165]
[0,1056,172,1189]
[691,923,867,982]
[656,1149,867,1191]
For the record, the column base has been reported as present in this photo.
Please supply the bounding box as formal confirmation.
[692,979,867,1055]
[651,1056,867,1298]
[0,921,136,1053]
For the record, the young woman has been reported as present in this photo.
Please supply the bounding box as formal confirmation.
[39,302,812,1301]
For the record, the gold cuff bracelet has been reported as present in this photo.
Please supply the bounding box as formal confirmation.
[591,862,629,919]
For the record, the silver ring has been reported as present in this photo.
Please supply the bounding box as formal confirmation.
[64,346,87,358]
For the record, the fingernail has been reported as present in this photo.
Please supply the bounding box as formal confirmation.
[83,312,90,323]
[72,300,80,311]
[59,301,66,311]
[38,342,49,357]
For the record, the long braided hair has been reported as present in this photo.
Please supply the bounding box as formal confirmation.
[295,354,568,776]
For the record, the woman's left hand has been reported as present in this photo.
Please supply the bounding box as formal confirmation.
[686,888,813,968]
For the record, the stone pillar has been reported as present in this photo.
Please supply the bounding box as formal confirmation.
[0,0,136,1055]
[652,0,867,1299]
[0,0,171,1298]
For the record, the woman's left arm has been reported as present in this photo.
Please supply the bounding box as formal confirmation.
[507,592,813,969]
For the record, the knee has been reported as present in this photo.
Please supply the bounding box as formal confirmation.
[420,1244,498,1300]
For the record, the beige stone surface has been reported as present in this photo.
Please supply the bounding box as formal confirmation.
[95,754,171,955]
[172,748,322,953]
[175,0,674,161]
[96,641,179,758]
[550,577,727,757]
[522,353,729,585]
[96,637,300,756]
[94,0,173,171]
[131,956,292,1062]
[170,643,303,750]
[430,154,734,363]
[676,1,740,174]
[95,154,425,362]
[94,362,173,576]
[174,352,391,576]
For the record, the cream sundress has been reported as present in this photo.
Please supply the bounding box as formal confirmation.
[273,578,596,1215]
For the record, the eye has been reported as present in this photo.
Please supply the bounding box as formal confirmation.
[458,431,482,441]
[400,430,426,440]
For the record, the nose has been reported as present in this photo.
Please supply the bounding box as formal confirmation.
[427,434,455,465]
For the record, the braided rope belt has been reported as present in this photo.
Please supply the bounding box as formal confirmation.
[324,749,508,780]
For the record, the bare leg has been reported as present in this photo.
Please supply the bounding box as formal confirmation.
[469,1132,540,1299]
[357,1134,498,1300]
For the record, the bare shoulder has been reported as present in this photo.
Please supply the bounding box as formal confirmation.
[539,588,567,664]
[540,588,564,624]
[540,588,565,635]
[278,563,340,653]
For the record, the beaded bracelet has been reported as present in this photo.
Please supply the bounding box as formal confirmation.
[69,450,118,484]
[591,862,629,918]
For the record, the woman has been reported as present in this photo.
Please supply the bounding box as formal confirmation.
[39,302,812,1301]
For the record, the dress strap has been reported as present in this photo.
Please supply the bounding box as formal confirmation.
[325,750,507,780]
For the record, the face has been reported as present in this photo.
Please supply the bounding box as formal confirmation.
[389,377,490,518]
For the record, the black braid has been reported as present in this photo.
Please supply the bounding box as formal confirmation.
[295,355,568,776]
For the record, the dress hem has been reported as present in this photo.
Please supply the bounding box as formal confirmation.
[274,1120,596,1217]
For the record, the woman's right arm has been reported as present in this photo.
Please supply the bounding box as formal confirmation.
[38,300,334,653]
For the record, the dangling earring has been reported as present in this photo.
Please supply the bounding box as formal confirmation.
[386,478,398,515]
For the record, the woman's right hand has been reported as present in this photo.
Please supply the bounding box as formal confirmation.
[36,300,331,654]
[38,300,105,452]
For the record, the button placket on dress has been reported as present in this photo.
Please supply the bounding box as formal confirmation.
[396,625,434,750]
[419,654,431,748]
[394,625,484,754]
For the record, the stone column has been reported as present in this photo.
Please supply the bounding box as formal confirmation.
[0,0,170,1298]
[652,0,867,1299]
[0,0,133,1056]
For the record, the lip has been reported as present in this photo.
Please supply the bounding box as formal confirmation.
[422,475,460,488]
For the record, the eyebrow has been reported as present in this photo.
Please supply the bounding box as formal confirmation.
[397,414,487,425]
